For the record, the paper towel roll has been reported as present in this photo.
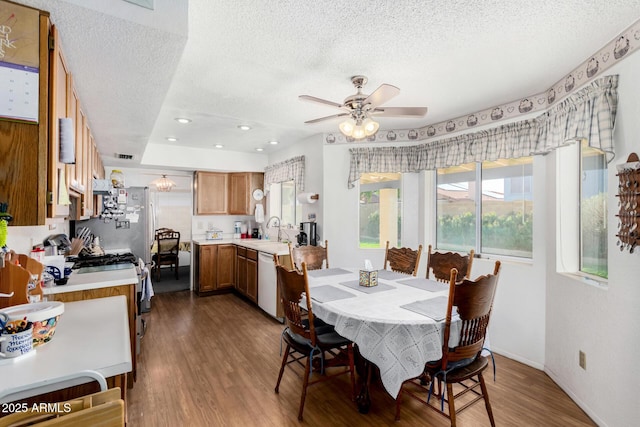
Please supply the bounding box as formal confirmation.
[59,117,75,164]
[296,192,318,204]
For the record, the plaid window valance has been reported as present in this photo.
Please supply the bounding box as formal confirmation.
[348,75,618,188]
[264,155,305,191]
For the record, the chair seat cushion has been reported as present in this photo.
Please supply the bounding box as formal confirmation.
[302,318,335,336]
[284,328,350,350]
[426,355,489,382]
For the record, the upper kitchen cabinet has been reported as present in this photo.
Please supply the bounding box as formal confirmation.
[53,30,102,220]
[0,9,49,226]
[228,172,264,215]
[48,24,70,219]
[194,172,264,216]
[194,171,228,215]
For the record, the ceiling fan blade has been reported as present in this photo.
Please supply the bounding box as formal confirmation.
[370,106,428,117]
[304,113,349,124]
[299,95,344,109]
[364,84,400,108]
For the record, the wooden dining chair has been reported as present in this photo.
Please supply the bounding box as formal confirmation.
[395,260,501,426]
[426,244,474,282]
[288,240,329,271]
[383,241,423,276]
[152,229,180,281]
[273,255,355,421]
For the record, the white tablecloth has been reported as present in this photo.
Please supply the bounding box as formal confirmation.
[306,269,458,399]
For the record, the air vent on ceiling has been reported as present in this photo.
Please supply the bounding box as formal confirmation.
[115,153,135,160]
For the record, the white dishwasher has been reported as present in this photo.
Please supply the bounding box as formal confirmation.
[258,251,281,321]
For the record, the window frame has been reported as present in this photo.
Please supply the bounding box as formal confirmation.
[578,140,608,279]
[435,157,534,259]
[268,180,302,228]
[358,172,403,249]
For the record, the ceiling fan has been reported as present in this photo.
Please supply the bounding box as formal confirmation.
[299,75,428,139]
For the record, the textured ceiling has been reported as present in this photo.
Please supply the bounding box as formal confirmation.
[10,0,640,170]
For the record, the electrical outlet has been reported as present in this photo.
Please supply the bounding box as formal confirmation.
[579,350,586,370]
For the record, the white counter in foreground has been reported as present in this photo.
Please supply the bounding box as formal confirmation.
[0,295,132,403]
[42,265,139,295]
[192,238,289,255]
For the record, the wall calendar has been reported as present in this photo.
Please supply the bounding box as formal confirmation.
[0,0,40,123]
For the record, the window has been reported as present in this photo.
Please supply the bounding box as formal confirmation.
[580,141,608,278]
[436,164,476,252]
[268,180,302,227]
[437,157,533,258]
[359,173,402,248]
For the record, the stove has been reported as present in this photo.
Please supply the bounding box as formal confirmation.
[70,252,138,269]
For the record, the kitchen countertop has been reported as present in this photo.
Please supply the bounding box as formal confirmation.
[0,295,132,403]
[42,264,139,295]
[192,238,290,255]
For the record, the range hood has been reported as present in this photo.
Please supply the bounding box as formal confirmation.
[92,179,113,194]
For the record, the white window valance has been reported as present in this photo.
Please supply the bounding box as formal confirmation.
[535,74,618,161]
[348,75,618,188]
[264,155,305,191]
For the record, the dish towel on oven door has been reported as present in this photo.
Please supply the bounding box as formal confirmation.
[139,259,155,303]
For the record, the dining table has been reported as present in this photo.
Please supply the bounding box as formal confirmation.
[304,267,460,413]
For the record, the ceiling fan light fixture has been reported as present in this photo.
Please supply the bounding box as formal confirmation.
[153,174,176,192]
[339,118,356,136]
[352,122,366,140]
[363,118,379,136]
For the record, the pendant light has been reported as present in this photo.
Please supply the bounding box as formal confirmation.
[153,175,176,192]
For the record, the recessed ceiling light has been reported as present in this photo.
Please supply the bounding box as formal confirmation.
[215,144,224,148]
[269,140,279,145]
[175,118,191,124]
[166,137,178,142]
[256,148,264,152]
[238,125,252,131]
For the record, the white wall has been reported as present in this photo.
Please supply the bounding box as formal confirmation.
[543,54,640,427]
[267,135,325,240]
[6,223,71,255]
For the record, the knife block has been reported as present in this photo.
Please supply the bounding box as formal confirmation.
[0,261,31,309]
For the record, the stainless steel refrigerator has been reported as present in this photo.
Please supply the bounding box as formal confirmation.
[76,186,152,264]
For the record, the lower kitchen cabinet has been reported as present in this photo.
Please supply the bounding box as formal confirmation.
[195,244,236,293]
[235,247,258,303]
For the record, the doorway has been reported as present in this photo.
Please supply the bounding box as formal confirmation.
[151,189,192,293]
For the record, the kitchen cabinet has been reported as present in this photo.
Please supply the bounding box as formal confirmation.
[0,12,49,225]
[194,171,264,215]
[69,85,102,220]
[194,172,228,215]
[0,14,104,225]
[48,24,70,219]
[236,247,258,303]
[236,247,247,295]
[246,249,258,302]
[195,243,236,293]
[228,172,264,215]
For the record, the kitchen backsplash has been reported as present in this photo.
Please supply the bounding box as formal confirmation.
[191,215,300,242]
[6,223,71,254]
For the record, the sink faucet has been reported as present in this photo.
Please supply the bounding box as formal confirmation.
[266,216,282,242]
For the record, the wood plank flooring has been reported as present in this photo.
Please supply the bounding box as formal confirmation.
[127,291,596,426]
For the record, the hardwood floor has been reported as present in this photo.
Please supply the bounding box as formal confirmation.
[127,291,595,426]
